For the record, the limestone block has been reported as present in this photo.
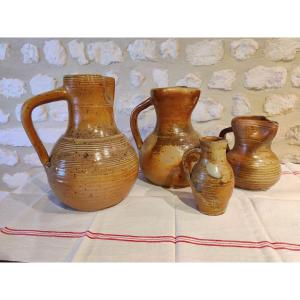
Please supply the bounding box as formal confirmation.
[230,39,259,60]
[0,43,10,60]
[208,69,236,91]
[23,152,41,167]
[43,40,67,66]
[244,66,287,90]
[0,78,26,98]
[116,94,150,116]
[0,109,9,124]
[176,73,202,88]
[127,39,156,61]
[0,147,18,166]
[0,127,64,147]
[68,40,88,65]
[231,94,251,116]
[264,94,297,116]
[15,103,47,122]
[130,70,145,87]
[152,68,168,87]
[291,66,300,87]
[2,172,29,189]
[48,102,68,121]
[265,38,300,61]
[160,39,179,59]
[186,40,224,65]
[20,43,39,64]
[30,74,56,95]
[285,125,300,145]
[192,97,224,122]
[87,41,123,65]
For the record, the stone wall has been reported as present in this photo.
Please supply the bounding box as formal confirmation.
[0,38,299,190]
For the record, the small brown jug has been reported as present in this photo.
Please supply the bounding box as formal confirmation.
[130,87,201,188]
[219,116,280,190]
[21,74,139,211]
[182,137,234,216]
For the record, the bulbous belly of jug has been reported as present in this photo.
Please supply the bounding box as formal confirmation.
[140,131,200,188]
[46,134,139,211]
[227,149,281,190]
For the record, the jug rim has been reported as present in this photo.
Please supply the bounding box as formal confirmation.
[232,115,278,127]
[200,136,227,146]
[151,86,200,93]
[63,74,115,87]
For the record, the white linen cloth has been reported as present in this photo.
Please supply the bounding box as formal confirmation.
[0,163,299,262]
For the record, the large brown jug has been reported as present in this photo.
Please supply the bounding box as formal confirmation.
[219,116,280,190]
[130,87,201,188]
[22,74,139,211]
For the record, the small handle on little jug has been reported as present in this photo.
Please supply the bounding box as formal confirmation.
[21,87,69,167]
[182,147,202,183]
[130,97,153,150]
[219,127,233,152]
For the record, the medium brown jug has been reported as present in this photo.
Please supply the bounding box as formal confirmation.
[22,74,139,211]
[182,136,234,216]
[219,116,280,190]
[130,87,201,188]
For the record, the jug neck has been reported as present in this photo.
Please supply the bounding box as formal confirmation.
[200,137,227,164]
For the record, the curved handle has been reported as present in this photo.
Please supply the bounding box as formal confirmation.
[219,126,233,152]
[130,97,153,150]
[182,147,202,183]
[21,87,69,167]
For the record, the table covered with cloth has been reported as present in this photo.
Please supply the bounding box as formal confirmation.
[0,163,300,262]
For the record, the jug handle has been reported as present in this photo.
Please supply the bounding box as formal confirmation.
[182,147,202,183]
[130,97,153,150]
[219,127,233,152]
[21,87,69,168]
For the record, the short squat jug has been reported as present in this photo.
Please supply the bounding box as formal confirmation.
[22,74,139,211]
[130,87,201,188]
[219,116,280,190]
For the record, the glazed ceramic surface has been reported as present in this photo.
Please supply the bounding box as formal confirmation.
[130,87,201,188]
[22,74,139,211]
[182,137,234,216]
[220,116,280,190]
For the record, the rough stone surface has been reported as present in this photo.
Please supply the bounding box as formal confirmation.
[29,74,56,95]
[152,68,168,87]
[264,38,300,61]
[285,125,300,145]
[192,97,224,122]
[176,73,202,88]
[87,41,123,65]
[0,147,18,166]
[23,152,41,167]
[264,94,297,116]
[68,40,88,65]
[0,127,64,147]
[291,66,300,87]
[0,109,9,124]
[0,43,9,60]
[230,39,259,60]
[0,78,26,98]
[231,94,251,116]
[20,43,39,64]
[128,39,156,61]
[186,40,224,65]
[15,103,47,122]
[160,39,179,59]
[116,94,149,116]
[2,172,29,189]
[208,69,236,91]
[43,40,67,66]
[48,102,68,122]
[244,66,287,90]
[129,70,145,88]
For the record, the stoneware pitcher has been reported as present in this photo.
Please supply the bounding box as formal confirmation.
[130,87,201,188]
[21,74,139,211]
[219,116,280,190]
[182,136,234,216]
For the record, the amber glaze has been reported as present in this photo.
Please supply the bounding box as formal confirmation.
[130,87,201,188]
[21,74,139,211]
[182,137,234,216]
[219,116,280,190]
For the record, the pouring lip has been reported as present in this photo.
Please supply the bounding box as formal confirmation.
[232,115,279,127]
[151,86,200,94]
[63,74,115,86]
[199,136,227,146]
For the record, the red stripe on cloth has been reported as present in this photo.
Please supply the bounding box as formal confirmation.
[1,227,300,252]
